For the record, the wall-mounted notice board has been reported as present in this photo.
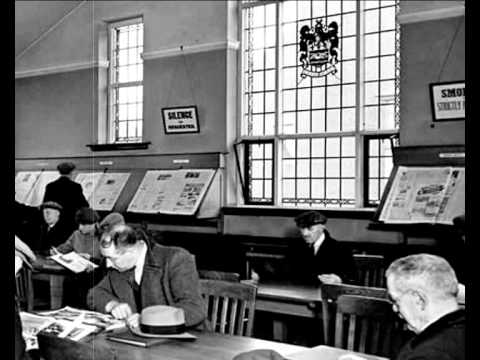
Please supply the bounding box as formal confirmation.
[377,166,464,224]
[15,170,59,206]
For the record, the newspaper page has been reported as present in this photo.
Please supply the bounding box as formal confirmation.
[74,172,104,205]
[127,170,176,213]
[435,167,465,224]
[379,166,452,223]
[15,171,41,204]
[40,306,125,332]
[161,169,215,215]
[90,172,130,211]
[40,318,97,341]
[25,171,59,206]
[20,312,56,350]
[50,252,99,273]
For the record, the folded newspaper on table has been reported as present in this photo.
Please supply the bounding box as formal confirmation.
[50,252,98,273]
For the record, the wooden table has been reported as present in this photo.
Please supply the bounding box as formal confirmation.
[256,282,323,342]
[90,330,308,360]
[289,345,389,360]
[32,255,70,309]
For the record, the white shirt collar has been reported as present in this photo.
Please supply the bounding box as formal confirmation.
[313,232,326,255]
[134,241,148,285]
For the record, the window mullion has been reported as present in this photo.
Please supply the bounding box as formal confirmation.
[355,0,365,208]
[274,0,282,206]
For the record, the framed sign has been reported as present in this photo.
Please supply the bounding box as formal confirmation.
[162,106,200,134]
[429,81,465,122]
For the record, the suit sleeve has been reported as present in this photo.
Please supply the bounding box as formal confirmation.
[86,272,118,312]
[76,183,89,208]
[336,244,357,285]
[55,232,75,253]
[167,251,207,328]
[42,183,52,203]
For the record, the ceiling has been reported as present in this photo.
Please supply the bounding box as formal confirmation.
[15,0,83,58]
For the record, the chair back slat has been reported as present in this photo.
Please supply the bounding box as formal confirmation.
[199,270,241,282]
[353,254,386,288]
[320,283,387,346]
[15,267,34,312]
[200,279,257,337]
[334,294,401,357]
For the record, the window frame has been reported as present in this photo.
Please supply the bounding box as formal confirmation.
[107,17,144,144]
[237,0,399,208]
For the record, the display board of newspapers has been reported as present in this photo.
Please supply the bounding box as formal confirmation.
[15,171,59,206]
[127,169,216,215]
[378,166,465,224]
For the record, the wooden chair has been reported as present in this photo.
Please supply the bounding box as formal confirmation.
[320,282,387,346]
[353,254,386,288]
[334,294,404,357]
[200,279,257,337]
[198,269,241,282]
[15,266,34,312]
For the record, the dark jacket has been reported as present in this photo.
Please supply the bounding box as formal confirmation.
[287,230,357,285]
[36,220,72,253]
[43,176,89,233]
[87,242,206,328]
[14,200,41,248]
[395,309,465,360]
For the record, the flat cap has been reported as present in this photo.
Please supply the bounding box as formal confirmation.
[99,212,125,232]
[75,207,100,225]
[294,210,327,228]
[57,161,76,175]
[40,201,63,212]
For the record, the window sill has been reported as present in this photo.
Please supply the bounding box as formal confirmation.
[222,205,376,220]
[86,142,151,151]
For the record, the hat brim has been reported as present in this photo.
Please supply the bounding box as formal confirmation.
[129,325,196,339]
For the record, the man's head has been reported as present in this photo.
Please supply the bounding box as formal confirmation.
[75,207,100,234]
[57,162,76,176]
[99,212,125,233]
[100,224,146,272]
[294,211,327,246]
[40,201,62,226]
[386,253,459,334]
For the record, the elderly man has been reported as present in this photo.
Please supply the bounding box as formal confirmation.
[87,224,206,328]
[386,253,465,360]
[288,210,357,285]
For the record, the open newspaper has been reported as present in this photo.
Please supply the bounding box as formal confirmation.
[50,252,98,273]
[21,307,125,350]
[379,166,465,224]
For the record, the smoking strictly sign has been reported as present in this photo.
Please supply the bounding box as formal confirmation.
[430,82,465,121]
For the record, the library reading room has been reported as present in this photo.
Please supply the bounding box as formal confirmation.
[14,1,465,360]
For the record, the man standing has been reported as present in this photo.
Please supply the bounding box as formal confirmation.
[386,253,465,360]
[289,210,357,285]
[43,162,89,234]
[87,224,206,328]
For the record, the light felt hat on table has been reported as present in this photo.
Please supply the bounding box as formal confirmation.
[129,305,196,339]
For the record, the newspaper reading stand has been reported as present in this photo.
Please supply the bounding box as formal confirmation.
[369,145,465,246]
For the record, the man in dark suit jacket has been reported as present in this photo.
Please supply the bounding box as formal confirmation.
[87,224,206,329]
[386,254,464,360]
[43,162,89,234]
[288,210,357,285]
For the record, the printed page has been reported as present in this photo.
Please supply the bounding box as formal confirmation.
[20,312,56,351]
[41,319,97,342]
[50,252,99,273]
[435,167,465,224]
[161,169,215,215]
[127,170,176,213]
[379,166,452,223]
[26,171,59,206]
[74,172,104,205]
[15,171,41,204]
[90,172,130,211]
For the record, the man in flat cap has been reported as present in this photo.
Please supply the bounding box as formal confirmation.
[288,210,357,285]
[43,162,89,235]
[35,201,71,254]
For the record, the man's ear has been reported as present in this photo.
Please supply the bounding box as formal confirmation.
[412,290,427,310]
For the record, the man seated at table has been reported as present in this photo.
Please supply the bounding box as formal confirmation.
[35,201,71,254]
[386,253,465,360]
[86,224,206,328]
[287,210,357,285]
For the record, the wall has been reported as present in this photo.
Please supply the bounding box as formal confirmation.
[399,13,465,146]
[15,1,232,158]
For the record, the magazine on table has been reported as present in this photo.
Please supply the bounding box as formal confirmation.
[39,306,125,332]
[49,251,98,273]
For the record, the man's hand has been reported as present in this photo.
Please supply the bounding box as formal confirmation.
[78,253,91,260]
[109,301,133,320]
[126,313,140,329]
[318,273,342,284]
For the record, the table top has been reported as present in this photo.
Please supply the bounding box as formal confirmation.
[90,330,308,360]
[257,282,322,304]
[289,345,389,360]
[32,254,69,274]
